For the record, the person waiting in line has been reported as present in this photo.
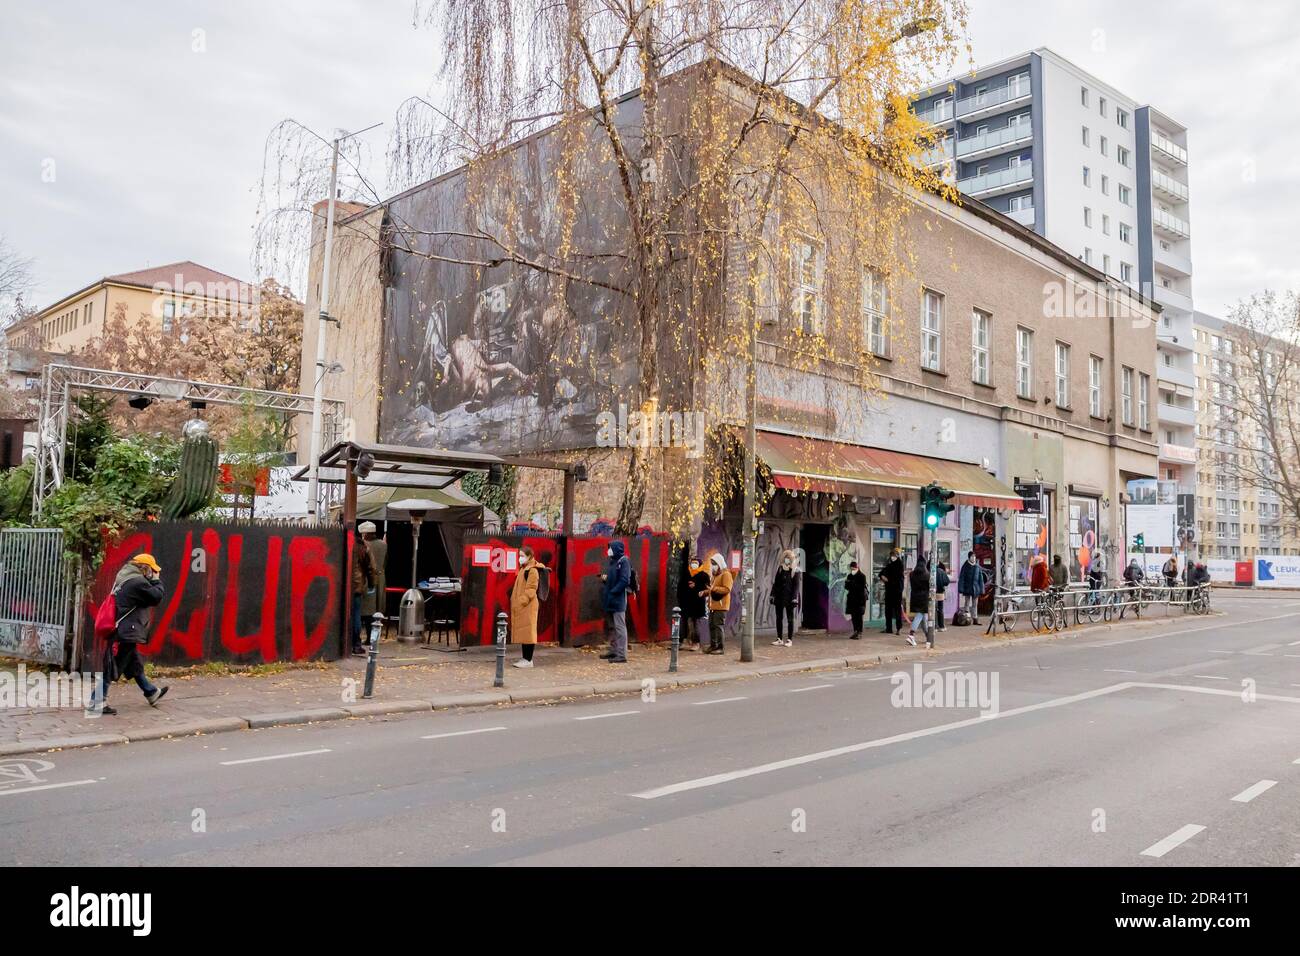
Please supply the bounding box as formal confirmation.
[844,559,868,640]
[510,546,543,668]
[957,551,986,625]
[1029,554,1051,593]
[878,547,905,635]
[933,560,951,631]
[1049,554,1068,590]
[770,549,801,647]
[905,557,931,647]
[350,528,376,656]
[706,553,734,655]
[679,556,711,652]
[599,541,631,664]
[1162,555,1179,591]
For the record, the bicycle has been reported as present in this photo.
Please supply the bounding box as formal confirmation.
[986,585,1027,635]
[1078,582,1109,624]
[1029,587,1066,632]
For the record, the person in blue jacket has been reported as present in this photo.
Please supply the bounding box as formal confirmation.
[600,540,631,663]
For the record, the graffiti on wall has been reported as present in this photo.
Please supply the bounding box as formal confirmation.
[90,522,344,666]
[459,535,562,646]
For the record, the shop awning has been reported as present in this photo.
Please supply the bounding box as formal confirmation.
[757,432,1024,510]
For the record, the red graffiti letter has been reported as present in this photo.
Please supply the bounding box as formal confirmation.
[220,534,282,662]
[289,536,338,660]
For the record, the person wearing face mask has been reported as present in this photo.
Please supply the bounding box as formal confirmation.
[843,559,868,640]
[599,540,631,663]
[878,547,905,635]
[706,552,733,654]
[957,551,986,625]
[678,554,711,651]
[769,549,801,647]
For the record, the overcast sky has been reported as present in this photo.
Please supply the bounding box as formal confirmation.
[2,0,1297,317]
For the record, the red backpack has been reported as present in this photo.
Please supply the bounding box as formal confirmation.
[92,589,127,641]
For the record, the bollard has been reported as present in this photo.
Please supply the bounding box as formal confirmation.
[669,606,681,673]
[362,611,383,699]
[494,611,507,688]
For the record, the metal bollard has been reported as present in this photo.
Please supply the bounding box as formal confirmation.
[669,606,681,673]
[362,612,383,699]
[494,611,507,688]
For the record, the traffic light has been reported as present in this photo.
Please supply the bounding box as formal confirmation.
[1133,532,1145,551]
[920,483,956,529]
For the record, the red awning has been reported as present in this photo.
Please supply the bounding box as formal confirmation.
[758,432,1024,510]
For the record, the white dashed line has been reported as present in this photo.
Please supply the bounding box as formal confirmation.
[1104,669,1139,674]
[692,696,748,706]
[1230,779,1277,803]
[421,726,507,740]
[573,710,639,721]
[220,748,331,766]
[789,684,834,693]
[1192,675,1228,681]
[0,779,98,797]
[1140,824,1205,859]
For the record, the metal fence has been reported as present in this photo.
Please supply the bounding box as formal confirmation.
[986,583,1212,635]
[0,528,72,665]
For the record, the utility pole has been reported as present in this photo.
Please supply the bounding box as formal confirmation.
[305,122,381,517]
[740,286,759,663]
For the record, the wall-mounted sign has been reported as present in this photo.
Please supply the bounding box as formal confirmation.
[1014,481,1042,513]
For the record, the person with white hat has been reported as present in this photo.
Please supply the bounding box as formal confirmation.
[358,521,387,631]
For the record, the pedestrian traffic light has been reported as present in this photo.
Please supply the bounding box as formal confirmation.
[920,483,956,529]
[1133,532,1145,550]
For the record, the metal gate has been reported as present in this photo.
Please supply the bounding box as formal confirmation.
[0,528,71,665]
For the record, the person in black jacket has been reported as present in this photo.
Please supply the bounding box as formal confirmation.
[934,561,951,631]
[677,556,711,651]
[87,554,169,716]
[769,549,801,647]
[844,560,868,639]
[878,548,905,635]
[906,559,931,647]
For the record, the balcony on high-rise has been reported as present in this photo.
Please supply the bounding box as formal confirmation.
[954,76,1032,122]
[1153,205,1191,240]
[955,121,1033,161]
[1151,169,1189,203]
[957,161,1033,199]
[1151,131,1188,166]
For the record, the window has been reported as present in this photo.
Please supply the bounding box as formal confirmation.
[1099,96,1108,117]
[1016,328,1033,398]
[1100,174,1109,196]
[1081,86,1090,107]
[1083,207,1092,228]
[1009,194,1032,212]
[1117,108,1129,129]
[1100,135,1108,157]
[1103,253,1111,274]
[862,268,888,356]
[1138,373,1150,429]
[1102,214,1110,236]
[1122,367,1134,424]
[1055,343,1070,407]
[1008,72,1030,98]
[1117,145,1130,167]
[971,310,990,385]
[1083,247,1093,264]
[791,237,823,334]
[1119,222,1131,243]
[162,301,176,333]
[1119,184,1131,205]
[921,289,943,371]
[1082,165,1091,187]
[1089,355,1103,417]
[1082,126,1090,147]
[1121,262,1133,283]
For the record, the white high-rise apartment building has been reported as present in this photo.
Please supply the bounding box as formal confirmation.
[912,48,1195,505]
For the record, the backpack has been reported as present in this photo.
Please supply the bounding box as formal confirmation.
[93,588,128,642]
[535,565,551,602]
[627,564,640,596]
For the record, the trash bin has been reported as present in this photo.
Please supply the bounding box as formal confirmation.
[398,587,426,643]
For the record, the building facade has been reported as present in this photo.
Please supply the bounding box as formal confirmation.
[1193,311,1300,562]
[912,47,1196,520]
[5,261,255,354]
[303,61,1160,635]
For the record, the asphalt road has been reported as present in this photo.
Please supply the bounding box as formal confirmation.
[3,592,1299,866]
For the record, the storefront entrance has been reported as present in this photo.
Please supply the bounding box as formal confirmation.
[801,523,830,629]
[867,526,898,625]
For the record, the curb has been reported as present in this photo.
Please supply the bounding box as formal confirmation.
[0,609,1229,757]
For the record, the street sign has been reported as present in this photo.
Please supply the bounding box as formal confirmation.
[1014,481,1042,513]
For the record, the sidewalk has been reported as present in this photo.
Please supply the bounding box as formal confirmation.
[0,613,1203,756]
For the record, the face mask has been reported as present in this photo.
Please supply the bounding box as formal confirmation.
[782,559,792,567]
[607,549,613,558]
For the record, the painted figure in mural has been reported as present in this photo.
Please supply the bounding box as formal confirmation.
[678,556,710,652]
[878,547,905,636]
[707,553,733,655]
[958,551,986,625]
[906,558,931,647]
[934,561,951,631]
[87,554,169,716]
[358,522,387,624]
[599,541,631,664]
[770,550,802,647]
[511,546,543,668]
[844,560,868,640]
[350,528,376,656]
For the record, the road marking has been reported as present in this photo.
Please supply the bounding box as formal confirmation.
[1104,668,1139,674]
[692,696,747,706]
[1208,650,1235,655]
[1192,675,1228,681]
[219,748,331,766]
[930,665,964,672]
[1288,640,1300,647]
[1284,655,1300,659]
[789,684,834,693]
[1132,682,1300,704]
[574,710,639,721]
[1231,779,1277,803]
[1140,824,1205,859]
[631,682,1135,799]
[0,779,97,798]
[866,675,894,682]
[421,726,507,740]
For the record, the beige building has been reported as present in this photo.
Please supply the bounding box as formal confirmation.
[1193,311,1300,559]
[5,261,254,354]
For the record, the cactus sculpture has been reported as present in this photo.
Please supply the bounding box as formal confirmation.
[160,432,219,520]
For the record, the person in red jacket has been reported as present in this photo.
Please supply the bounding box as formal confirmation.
[1029,554,1051,592]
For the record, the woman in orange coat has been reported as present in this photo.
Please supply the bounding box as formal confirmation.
[511,546,543,668]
